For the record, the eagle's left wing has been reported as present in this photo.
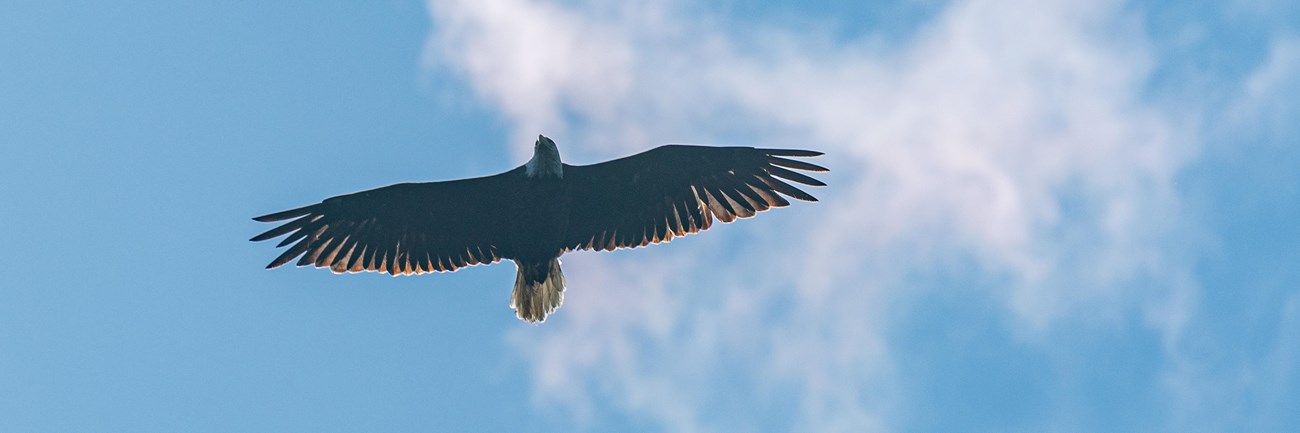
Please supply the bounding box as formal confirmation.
[251,168,525,275]
[562,145,826,251]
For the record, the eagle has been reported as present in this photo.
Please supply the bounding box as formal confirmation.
[251,135,826,323]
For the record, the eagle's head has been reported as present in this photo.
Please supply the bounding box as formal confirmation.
[526,134,563,179]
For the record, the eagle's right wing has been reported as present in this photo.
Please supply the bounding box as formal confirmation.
[562,145,826,251]
[250,168,524,275]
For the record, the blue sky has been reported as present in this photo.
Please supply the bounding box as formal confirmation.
[1,1,1297,432]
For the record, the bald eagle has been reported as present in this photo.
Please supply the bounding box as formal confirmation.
[251,135,826,323]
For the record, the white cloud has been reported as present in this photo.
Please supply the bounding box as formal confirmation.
[425,0,1199,431]
[423,0,635,148]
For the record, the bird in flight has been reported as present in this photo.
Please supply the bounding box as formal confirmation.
[251,135,827,323]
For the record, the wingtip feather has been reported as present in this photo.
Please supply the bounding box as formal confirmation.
[767,165,827,187]
[252,204,318,222]
[764,148,824,158]
[768,156,829,173]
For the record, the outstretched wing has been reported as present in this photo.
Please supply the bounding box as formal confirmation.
[250,168,524,275]
[563,145,826,251]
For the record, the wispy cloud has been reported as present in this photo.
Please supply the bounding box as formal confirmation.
[1227,34,1300,141]
[422,0,1253,431]
[1160,31,1300,432]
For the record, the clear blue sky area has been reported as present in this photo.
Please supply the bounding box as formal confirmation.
[1,1,1296,432]
[2,3,533,432]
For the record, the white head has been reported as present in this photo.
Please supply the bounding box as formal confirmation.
[525,134,563,178]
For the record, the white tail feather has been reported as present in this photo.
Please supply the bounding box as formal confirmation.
[510,258,566,323]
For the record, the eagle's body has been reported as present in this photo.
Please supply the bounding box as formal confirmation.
[252,136,826,323]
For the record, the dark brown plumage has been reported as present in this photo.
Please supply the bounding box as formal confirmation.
[252,136,826,323]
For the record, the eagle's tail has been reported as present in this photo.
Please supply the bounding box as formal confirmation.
[511,258,566,323]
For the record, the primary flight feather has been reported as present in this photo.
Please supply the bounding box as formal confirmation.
[251,135,827,323]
